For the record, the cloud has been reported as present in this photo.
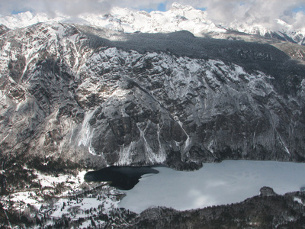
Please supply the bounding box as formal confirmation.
[0,0,168,16]
[0,0,113,16]
[0,0,304,30]
[178,0,305,30]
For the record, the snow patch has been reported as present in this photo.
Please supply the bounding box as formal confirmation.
[294,197,304,205]
[50,192,119,219]
[78,109,96,150]
[116,142,136,166]
[33,170,87,194]
[137,122,166,164]
[111,88,129,98]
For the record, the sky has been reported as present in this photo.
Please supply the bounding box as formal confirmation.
[0,0,305,30]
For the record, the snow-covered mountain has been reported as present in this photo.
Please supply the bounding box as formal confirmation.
[0,21,304,173]
[1,2,305,45]
[1,2,305,228]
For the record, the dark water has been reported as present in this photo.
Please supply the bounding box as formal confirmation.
[84,166,159,190]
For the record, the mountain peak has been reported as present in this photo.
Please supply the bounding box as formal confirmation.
[0,3,304,46]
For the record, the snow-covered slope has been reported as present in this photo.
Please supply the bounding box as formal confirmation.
[0,5,305,228]
[1,3,305,45]
[0,22,305,175]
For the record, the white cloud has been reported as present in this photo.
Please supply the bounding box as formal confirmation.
[0,0,112,16]
[179,0,305,30]
[0,0,304,30]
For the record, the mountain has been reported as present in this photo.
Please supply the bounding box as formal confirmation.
[1,3,305,227]
[0,24,9,36]
[130,189,305,228]
[0,19,305,178]
[1,3,305,46]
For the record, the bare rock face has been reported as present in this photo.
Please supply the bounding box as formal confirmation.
[260,186,277,197]
[0,23,305,171]
[0,24,9,36]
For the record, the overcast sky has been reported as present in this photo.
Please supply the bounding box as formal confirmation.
[0,0,304,29]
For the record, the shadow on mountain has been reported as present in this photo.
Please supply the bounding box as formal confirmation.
[79,27,305,97]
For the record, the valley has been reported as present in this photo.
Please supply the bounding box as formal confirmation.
[0,2,305,228]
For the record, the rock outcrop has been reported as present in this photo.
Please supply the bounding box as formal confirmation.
[0,23,305,172]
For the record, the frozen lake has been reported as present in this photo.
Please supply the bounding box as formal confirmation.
[119,160,305,213]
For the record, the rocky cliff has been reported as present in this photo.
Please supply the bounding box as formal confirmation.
[0,22,305,172]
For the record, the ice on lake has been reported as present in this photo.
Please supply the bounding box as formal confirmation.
[118,160,305,213]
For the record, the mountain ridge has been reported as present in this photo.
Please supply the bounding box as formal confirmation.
[1,2,305,46]
[0,22,304,174]
[1,7,305,228]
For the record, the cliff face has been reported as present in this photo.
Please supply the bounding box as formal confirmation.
[0,25,9,36]
[0,23,305,171]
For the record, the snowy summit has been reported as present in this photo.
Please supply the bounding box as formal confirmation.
[0,2,304,45]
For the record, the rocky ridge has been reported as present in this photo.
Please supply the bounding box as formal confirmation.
[0,22,305,175]
[128,189,305,229]
[2,187,305,228]
[0,8,305,229]
[1,3,305,46]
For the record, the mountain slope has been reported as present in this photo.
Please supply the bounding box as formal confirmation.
[0,22,305,175]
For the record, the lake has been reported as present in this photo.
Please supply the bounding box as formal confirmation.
[117,160,305,213]
[84,166,159,190]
